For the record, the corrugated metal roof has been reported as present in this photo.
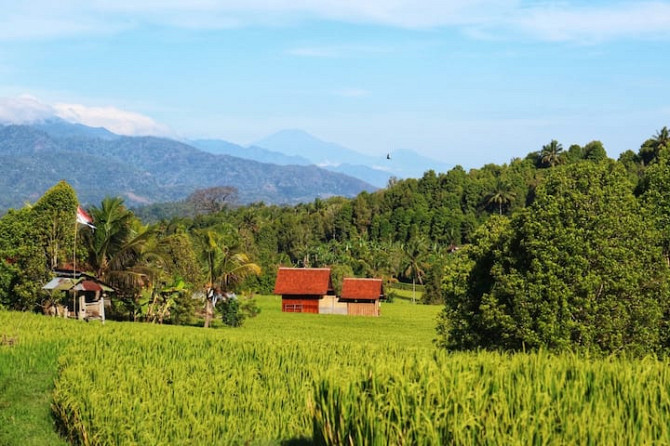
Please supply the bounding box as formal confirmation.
[43,276,115,293]
[42,277,78,291]
[273,267,332,295]
[340,278,383,300]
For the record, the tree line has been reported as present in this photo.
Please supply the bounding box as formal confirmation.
[1,127,670,352]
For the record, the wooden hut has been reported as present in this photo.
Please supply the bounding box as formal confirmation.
[339,278,383,317]
[273,267,333,314]
[42,268,114,322]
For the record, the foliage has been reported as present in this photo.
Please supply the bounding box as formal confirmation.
[438,161,670,354]
[218,296,245,327]
[0,181,79,310]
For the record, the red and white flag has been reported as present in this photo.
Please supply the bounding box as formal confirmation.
[76,206,95,229]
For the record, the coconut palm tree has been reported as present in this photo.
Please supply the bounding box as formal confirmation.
[539,140,565,168]
[197,230,261,328]
[402,237,428,303]
[81,197,162,319]
[484,179,517,215]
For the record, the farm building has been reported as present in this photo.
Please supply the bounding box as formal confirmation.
[273,267,334,314]
[42,268,114,322]
[339,278,384,317]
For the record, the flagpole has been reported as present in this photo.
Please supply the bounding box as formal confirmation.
[73,210,77,318]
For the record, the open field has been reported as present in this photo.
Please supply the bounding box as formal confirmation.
[3,298,670,444]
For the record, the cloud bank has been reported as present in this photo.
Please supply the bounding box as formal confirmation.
[0,95,173,137]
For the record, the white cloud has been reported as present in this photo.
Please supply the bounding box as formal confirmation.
[512,2,670,43]
[54,103,173,136]
[4,2,668,44]
[0,95,55,123]
[0,95,173,137]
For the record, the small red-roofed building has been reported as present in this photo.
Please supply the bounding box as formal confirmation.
[339,278,384,317]
[273,267,334,313]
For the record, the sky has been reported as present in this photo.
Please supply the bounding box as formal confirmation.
[0,0,669,168]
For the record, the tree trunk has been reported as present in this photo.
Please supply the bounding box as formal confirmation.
[412,278,416,304]
[204,299,214,328]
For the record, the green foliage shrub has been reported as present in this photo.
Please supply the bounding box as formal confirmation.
[438,161,670,354]
[219,297,245,327]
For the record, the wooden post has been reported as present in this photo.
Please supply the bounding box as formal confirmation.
[79,293,86,320]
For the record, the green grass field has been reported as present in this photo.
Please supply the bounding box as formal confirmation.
[3,297,670,445]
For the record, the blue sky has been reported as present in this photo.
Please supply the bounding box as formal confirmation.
[0,1,669,168]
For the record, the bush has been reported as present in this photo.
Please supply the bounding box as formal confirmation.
[437,162,670,354]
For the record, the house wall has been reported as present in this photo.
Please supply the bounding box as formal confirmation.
[318,295,348,315]
[347,300,380,317]
[282,297,320,313]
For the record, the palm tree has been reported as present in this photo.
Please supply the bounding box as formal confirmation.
[539,140,565,168]
[484,179,517,215]
[654,126,670,150]
[197,230,261,328]
[82,197,162,319]
[402,237,428,303]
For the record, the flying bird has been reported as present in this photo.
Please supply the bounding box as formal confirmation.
[386,153,391,160]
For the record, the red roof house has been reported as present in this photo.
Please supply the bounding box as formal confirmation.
[273,267,334,313]
[339,278,383,316]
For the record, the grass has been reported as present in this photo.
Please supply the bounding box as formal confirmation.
[0,297,441,445]
[0,314,70,446]
[5,297,670,444]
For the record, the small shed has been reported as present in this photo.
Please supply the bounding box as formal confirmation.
[42,269,114,322]
[273,267,334,314]
[339,278,384,317]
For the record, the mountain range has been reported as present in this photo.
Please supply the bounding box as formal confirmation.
[0,120,375,212]
[191,129,451,188]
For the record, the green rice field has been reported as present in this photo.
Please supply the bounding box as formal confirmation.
[3,297,670,445]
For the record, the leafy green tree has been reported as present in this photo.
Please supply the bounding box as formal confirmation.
[582,141,608,163]
[0,181,78,310]
[438,162,670,354]
[639,127,670,165]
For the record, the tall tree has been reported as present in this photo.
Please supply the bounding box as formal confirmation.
[197,230,260,328]
[402,237,428,303]
[539,140,565,168]
[483,179,517,215]
[82,197,161,319]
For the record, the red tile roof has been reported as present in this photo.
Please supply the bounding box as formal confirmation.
[273,267,333,295]
[340,278,383,300]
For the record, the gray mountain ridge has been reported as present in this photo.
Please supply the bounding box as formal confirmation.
[0,123,375,212]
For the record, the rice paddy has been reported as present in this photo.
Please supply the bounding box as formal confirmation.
[2,297,670,445]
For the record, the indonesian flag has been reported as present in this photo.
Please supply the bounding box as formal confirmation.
[76,206,95,229]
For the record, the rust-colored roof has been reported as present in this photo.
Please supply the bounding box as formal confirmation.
[340,278,383,300]
[273,267,332,295]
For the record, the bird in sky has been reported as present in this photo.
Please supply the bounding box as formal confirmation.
[386,153,391,160]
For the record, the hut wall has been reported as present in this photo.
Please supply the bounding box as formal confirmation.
[347,300,380,317]
[282,297,320,313]
[319,295,348,315]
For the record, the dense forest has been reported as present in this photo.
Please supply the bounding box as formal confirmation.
[2,127,670,354]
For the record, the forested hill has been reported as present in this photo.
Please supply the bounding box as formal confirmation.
[0,124,375,211]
